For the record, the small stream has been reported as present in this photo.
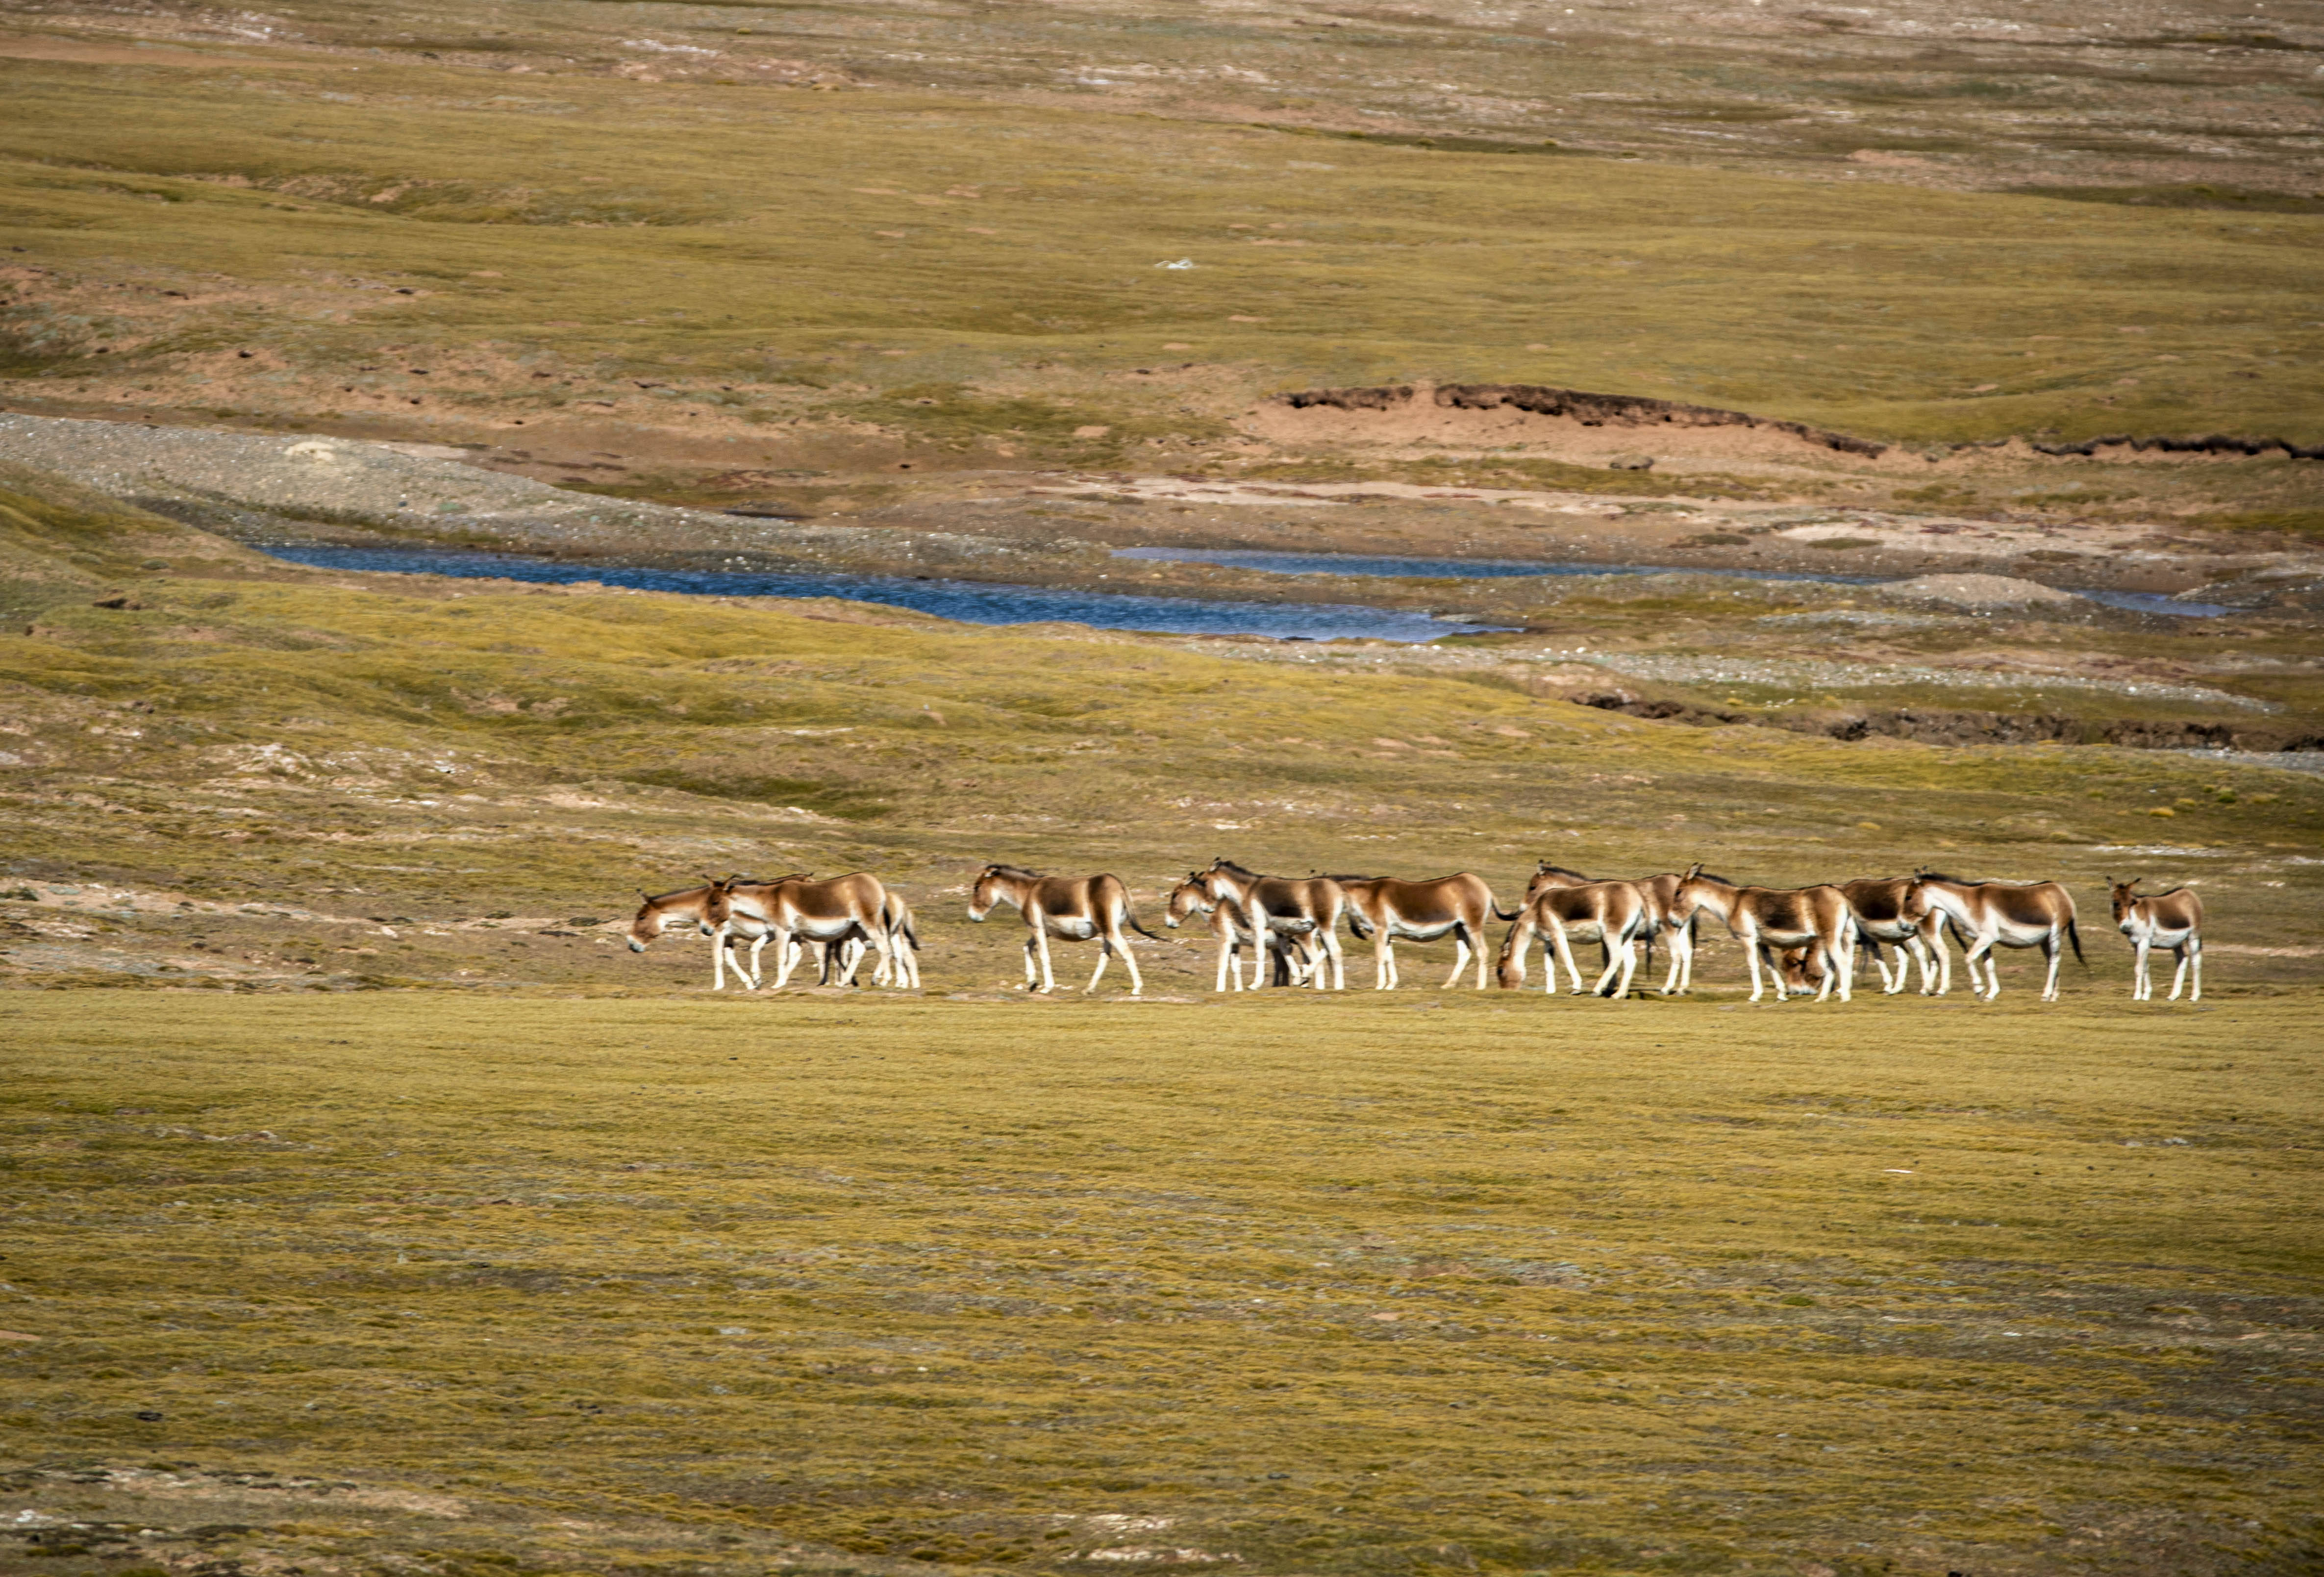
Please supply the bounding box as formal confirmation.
[255,545,1513,642]
[255,540,2230,640]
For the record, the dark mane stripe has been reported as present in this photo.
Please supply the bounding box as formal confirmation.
[984,863,1043,879]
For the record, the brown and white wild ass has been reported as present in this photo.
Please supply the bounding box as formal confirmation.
[1523,863,1706,995]
[1837,876,1952,996]
[709,873,895,990]
[1668,864,1855,1002]
[1496,879,1652,998]
[1165,873,1320,992]
[627,880,807,991]
[1898,873,2082,1002]
[969,865,1157,995]
[1201,860,1348,990]
[1336,873,1501,990]
[794,889,923,989]
[2110,878,2202,1002]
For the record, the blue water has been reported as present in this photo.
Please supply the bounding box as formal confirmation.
[1112,546,2231,617]
[1112,545,1883,586]
[2076,588,2233,619]
[255,545,1515,643]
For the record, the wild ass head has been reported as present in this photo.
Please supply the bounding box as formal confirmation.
[2108,877,2144,924]
[1164,873,1211,928]
[969,864,1035,922]
[626,884,706,952]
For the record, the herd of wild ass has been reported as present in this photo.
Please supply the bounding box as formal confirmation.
[627,861,2206,1003]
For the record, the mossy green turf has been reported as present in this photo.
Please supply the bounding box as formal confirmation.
[3,991,2320,1576]
[4,51,2323,448]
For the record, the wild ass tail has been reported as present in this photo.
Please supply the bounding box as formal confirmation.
[2067,916,2087,968]
[1493,903,1522,921]
[1124,910,1165,943]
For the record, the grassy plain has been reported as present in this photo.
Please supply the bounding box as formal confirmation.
[4,990,2321,1577]
[4,2,2324,1567]
[3,40,2322,459]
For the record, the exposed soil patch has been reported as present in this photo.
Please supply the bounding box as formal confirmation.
[1251,380,1890,461]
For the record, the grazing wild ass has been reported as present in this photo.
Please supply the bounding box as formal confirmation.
[2111,878,2203,1002]
[1165,872,1320,992]
[1837,876,1952,996]
[709,873,895,991]
[1497,879,1652,998]
[1899,873,2082,1002]
[1201,860,1349,990]
[1337,873,1501,989]
[1668,864,1855,1002]
[969,864,1158,995]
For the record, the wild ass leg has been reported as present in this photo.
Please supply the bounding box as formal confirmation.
[1245,907,1272,991]
[1662,923,1691,995]
[1214,916,1238,993]
[2131,934,2152,1001]
[2041,931,2064,1002]
[1318,920,1346,991]
[1085,936,1112,993]
[1829,925,1853,1003]
[1027,907,1058,993]
[1549,921,1585,996]
[1964,933,1999,1000]
[1105,907,1145,996]
[710,924,733,992]
[1020,935,1041,990]
[2185,937,2201,1002]
[1611,932,1640,998]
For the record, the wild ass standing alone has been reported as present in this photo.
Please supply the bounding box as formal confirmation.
[2111,879,2203,1002]
[708,873,896,991]
[969,864,1158,995]
[1899,873,2082,1002]
[1335,873,1501,990]
[1668,863,1855,1002]
[1497,878,1653,997]
[1201,860,1349,990]
[1166,873,1321,992]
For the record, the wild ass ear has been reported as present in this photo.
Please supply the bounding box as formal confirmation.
[1682,861,1703,880]
[638,888,651,901]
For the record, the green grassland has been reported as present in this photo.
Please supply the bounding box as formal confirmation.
[4,989,2321,1577]
[4,46,2323,457]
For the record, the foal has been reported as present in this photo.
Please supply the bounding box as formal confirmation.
[2111,878,2203,1002]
